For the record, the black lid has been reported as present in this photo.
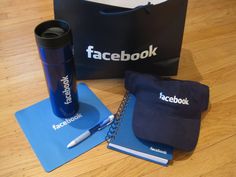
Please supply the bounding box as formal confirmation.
[34,20,72,48]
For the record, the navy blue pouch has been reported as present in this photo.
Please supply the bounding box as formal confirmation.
[125,71,209,151]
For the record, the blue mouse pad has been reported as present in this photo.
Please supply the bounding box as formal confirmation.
[15,83,112,172]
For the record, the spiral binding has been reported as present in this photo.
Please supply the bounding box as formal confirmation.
[105,91,130,143]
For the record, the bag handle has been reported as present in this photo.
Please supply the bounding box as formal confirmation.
[99,2,152,16]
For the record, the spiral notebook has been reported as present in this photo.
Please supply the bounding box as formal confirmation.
[106,92,173,166]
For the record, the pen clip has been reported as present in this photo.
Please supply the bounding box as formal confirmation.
[98,117,114,131]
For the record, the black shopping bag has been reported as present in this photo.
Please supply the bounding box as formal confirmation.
[54,0,188,79]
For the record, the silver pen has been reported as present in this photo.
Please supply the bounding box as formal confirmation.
[67,115,114,148]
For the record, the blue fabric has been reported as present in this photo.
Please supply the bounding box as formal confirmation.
[15,83,112,172]
[125,71,209,151]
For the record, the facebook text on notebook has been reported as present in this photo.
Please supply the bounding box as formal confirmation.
[106,93,173,166]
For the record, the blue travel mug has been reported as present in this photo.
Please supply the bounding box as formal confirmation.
[34,20,79,118]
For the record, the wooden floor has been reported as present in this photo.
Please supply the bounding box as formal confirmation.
[0,0,236,176]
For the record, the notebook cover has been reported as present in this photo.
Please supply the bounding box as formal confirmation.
[15,83,112,172]
[107,94,173,165]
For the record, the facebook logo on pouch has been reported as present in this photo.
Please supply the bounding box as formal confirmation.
[159,92,190,105]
